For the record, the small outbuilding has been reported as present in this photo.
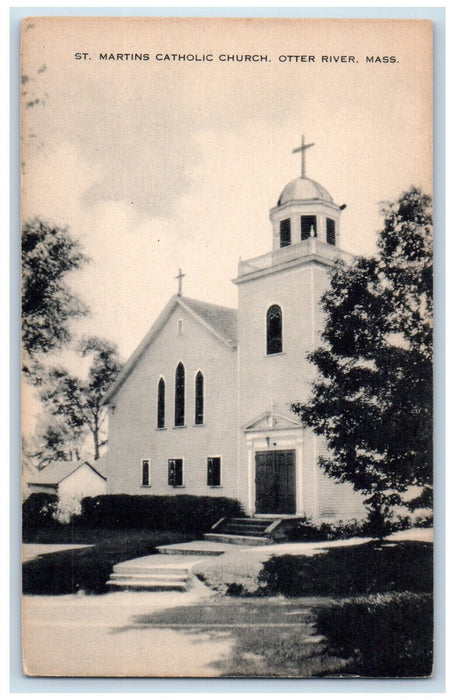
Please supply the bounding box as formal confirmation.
[27,458,107,500]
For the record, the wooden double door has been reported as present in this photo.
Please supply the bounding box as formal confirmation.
[255,450,296,514]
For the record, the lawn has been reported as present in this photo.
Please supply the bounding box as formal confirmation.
[22,528,194,595]
[194,537,434,677]
[195,538,432,597]
[257,540,433,596]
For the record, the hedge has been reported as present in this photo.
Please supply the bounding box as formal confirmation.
[23,493,244,536]
[78,494,243,534]
[315,592,433,677]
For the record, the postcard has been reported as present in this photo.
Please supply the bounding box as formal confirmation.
[21,16,433,678]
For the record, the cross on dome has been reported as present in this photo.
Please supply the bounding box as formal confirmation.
[292,135,314,178]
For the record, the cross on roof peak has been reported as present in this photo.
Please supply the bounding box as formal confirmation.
[175,268,185,296]
[292,135,315,178]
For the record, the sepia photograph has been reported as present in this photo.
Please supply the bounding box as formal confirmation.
[20,15,434,678]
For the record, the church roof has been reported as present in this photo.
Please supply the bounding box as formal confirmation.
[28,458,107,486]
[181,296,238,346]
[277,176,333,206]
[102,295,238,405]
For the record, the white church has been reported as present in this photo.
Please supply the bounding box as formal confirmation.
[102,139,366,521]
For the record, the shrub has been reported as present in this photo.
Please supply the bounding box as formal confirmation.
[283,517,367,542]
[315,592,433,677]
[53,495,82,524]
[78,494,244,534]
[279,511,431,543]
[225,582,249,597]
[257,540,433,597]
[22,493,58,535]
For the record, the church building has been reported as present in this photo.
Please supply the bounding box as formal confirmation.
[102,139,366,521]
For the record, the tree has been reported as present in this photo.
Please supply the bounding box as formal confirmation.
[38,336,123,460]
[291,187,433,520]
[22,218,89,376]
[25,413,86,469]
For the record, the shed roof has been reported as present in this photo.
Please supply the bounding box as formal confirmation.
[28,458,106,486]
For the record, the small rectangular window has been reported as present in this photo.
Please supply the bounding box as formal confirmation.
[326,218,336,246]
[141,459,150,487]
[279,219,291,247]
[207,457,221,487]
[301,215,317,240]
[168,458,183,487]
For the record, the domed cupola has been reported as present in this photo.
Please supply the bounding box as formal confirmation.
[270,136,344,251]
[277,176,333,207]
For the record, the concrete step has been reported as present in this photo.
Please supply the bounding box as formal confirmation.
[204,533,271,546]
[218,520,271,529]
[228,517,275,525]
[113,564,193,576]
[156,541,236,556]
[216,524,270,535]
[107,578,189,591]
[108,561,193,591]
[157,545,225,556]
[211,517,281,539]
[106,550,217,593]
[110,572,190,583]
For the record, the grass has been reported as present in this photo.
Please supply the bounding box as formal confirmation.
[195,539,433,598]
[197,591,433,678]
[22,529,194,595]
[210,624,350,677]
[257,540,433,597]
[132,598,349,677]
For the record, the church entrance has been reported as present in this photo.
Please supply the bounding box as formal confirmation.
[255,450,296,514]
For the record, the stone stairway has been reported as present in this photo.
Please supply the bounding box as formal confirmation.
[106,555,198,592]
[204,517,282,545]
[106,540,241,592]
[106,519,282,591]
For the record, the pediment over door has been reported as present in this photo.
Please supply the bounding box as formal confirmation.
[242,410,302,432]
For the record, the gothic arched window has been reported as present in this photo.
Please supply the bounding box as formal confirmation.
[195,371,204,425]
[157,377,165,429]
[174,362,185,426]
[267,305,283,355]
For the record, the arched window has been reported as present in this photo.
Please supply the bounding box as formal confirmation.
[195,371,204,425]
[267,305,283,355]
[174,362,185,426]
[157,377,165,428]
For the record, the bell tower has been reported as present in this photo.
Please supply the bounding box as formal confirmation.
[234,137,350,517]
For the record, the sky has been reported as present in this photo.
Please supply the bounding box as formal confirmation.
[21,16,433,373]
